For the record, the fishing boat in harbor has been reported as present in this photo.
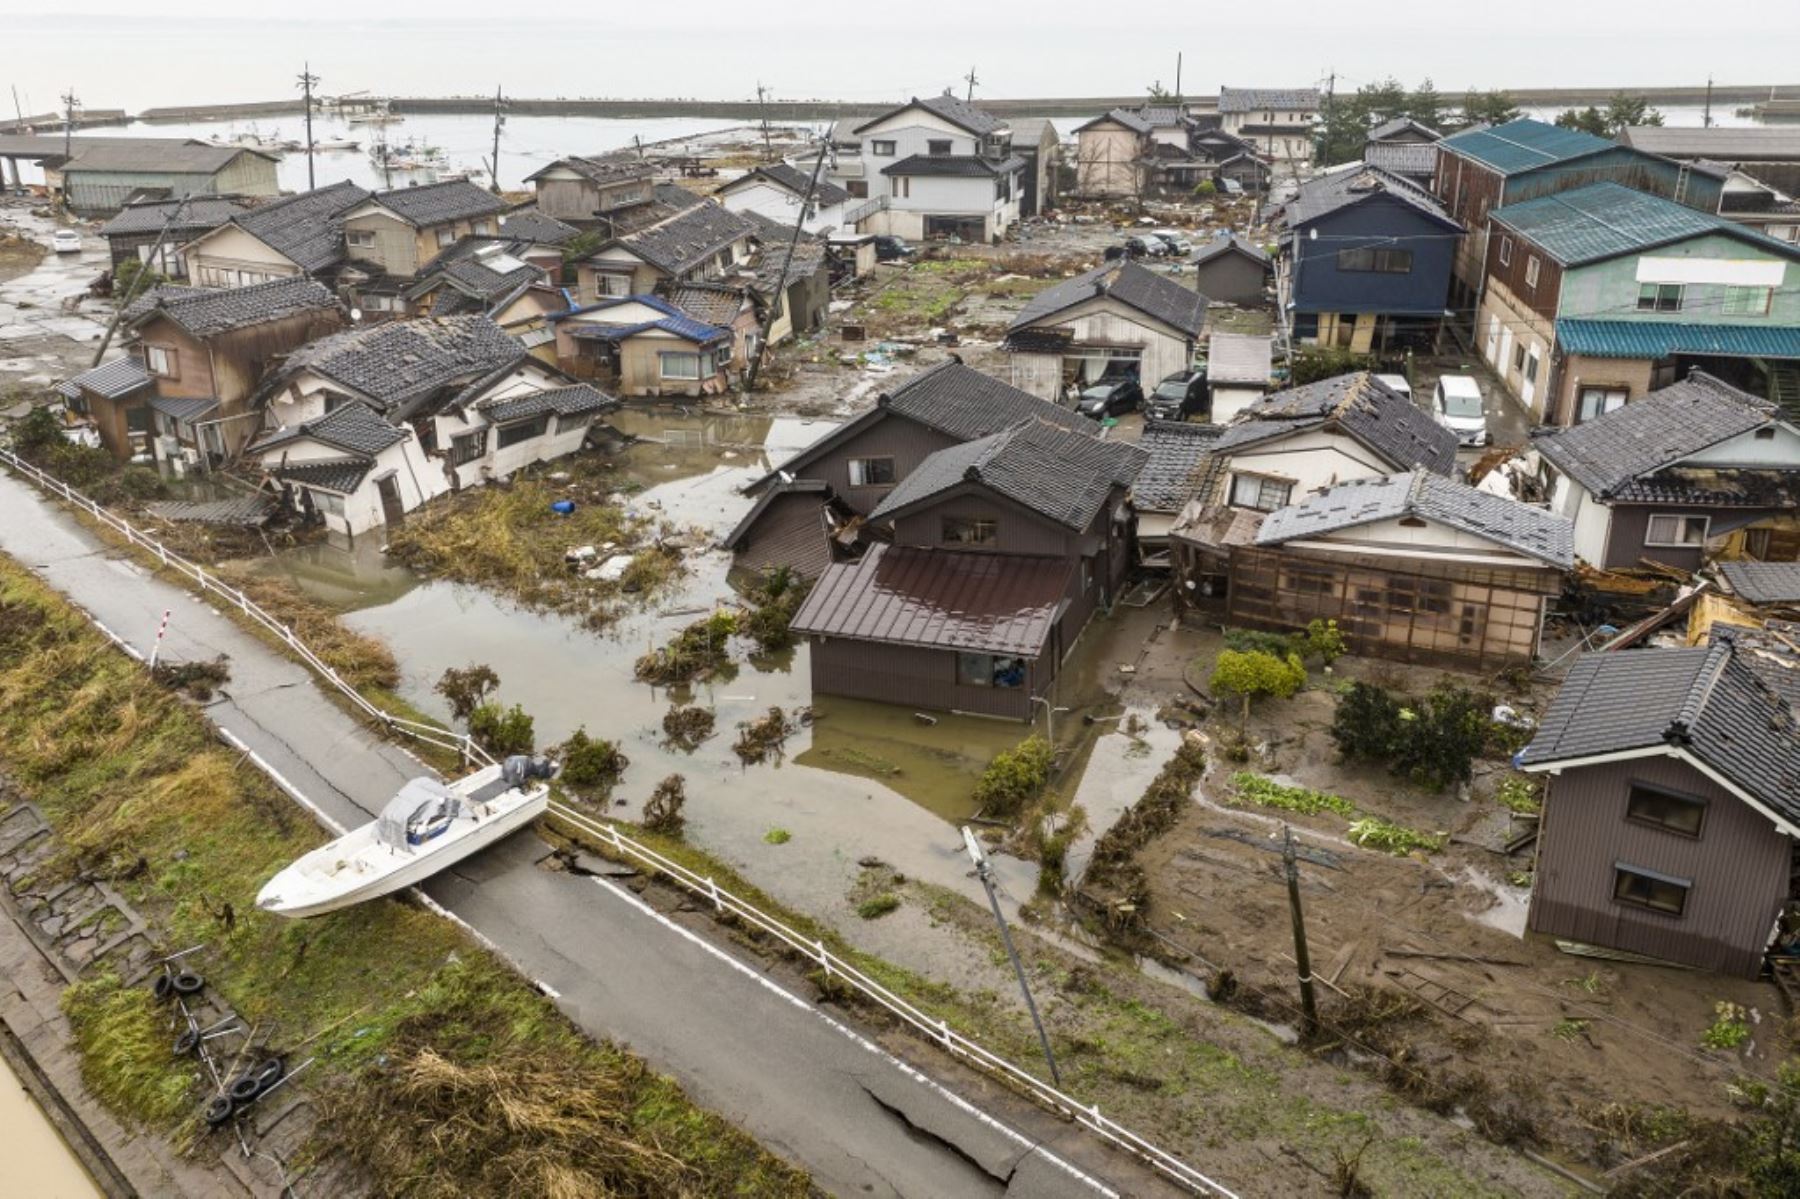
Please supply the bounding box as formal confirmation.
[255,756,555,918]
[347,102,403,126]
[312,137,361,152]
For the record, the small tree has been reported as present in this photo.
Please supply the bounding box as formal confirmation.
[436,664,499,722]
[113,258,167,299]
[468,702,534,756]
[642,774,687,837]
[1210,649,1306,737]
[557,726,628,796]
[971,736,1055,818]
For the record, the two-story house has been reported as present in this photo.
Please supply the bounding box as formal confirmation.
[714,162,850,235]
[1004,260,1208,400]
[572,200,756,302]
[524,155,658,228]
[1478,181,1800,422]
[1532,371,1800,570]
[180,180,373,289]
[1518,639,1800,976]
[1281,164,1462,353]
[1363,117,1441,187]
[55,277,341,464]
[1072,109,1154,199]
[1216,87,1317,165]
[247,315,616,535]
[831,92,1024,243]
[1432,118,1726,319]
[789,416,1146,720]
[335,180,510,316]
[99,194,249,281]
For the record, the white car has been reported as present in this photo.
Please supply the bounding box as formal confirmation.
[50,229,82,254]
[1432,374,1489,446]
[1374,373,1412,402]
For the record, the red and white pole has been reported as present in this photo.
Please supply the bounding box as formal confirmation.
[147,609,171,669]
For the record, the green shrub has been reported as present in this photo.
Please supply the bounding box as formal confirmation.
[1331,681,1407,760]
[1192,180,1217,197]
[856,894,901,920]
[1298,619,1346,665]
[1332,681,1493,792]
[113,257,168,299]
[436,663,500,722]
[642,774,686,837]
[1209,649,1306,736]
[1704,1002,1751,1050]
[971,735,1055,818]
[635,610,737,684]
[1496,775,1541,815]
[1290,345,1375,386]
[558,726,628,795]
[1229,772,1356,818]
[468,701,534,756]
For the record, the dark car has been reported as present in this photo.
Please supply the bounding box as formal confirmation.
[1124,235,1165,258]
[1074,377,1144,419]
[873,235,913,261]
[1145,369,1207,422]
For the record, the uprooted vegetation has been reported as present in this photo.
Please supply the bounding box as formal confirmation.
[556,727,629,800]
[215,568,401,692]
[661,704,716,751]
[739,566,812,655]
[1074,738,1206,937]
[732,706,797,765]
[150,655,230,701]
[635,610,738,685]
[0,556,807,1194]
[642,774,688,837]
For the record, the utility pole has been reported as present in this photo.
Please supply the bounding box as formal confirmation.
[375,130,392,189]
[1174,52,1183,108]
[1322,70,1335,164]
[297,63,319,190]
[61,87,78,160]
[964,67,980,103]
[755,83,773,162]
[10,85,23,125]
[92,194,193,366]
[1703,76,1714,128]
[742,129,829,396]
[1282,825,1319,1039]
[488,85,506,194]
[963,828,1060,1084]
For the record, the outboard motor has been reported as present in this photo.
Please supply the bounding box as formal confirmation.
[502,755,559,785]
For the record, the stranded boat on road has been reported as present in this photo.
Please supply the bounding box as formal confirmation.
[256,756,556,918]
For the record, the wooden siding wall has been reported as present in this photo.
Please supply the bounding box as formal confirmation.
[1529,756,1790,976]
[1433,154,1502,294]
[1225,546,1555,669]
[1192,254,1269,307]
[1483,232,1567,324]
[807,636,1045,720]
[889,489,1075,557]
[734,493,834,579]
[800,417,962,515]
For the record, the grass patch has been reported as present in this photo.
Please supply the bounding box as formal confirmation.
[61,971,195,1125]
[856,894,901,920]
[763,828,791,845]
[1228,772,1356,818]
[1495,774,1541,815]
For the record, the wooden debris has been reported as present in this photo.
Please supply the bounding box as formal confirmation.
[1554,939,1695,968]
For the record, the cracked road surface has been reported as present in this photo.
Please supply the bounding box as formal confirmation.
[0,470,1189,1198]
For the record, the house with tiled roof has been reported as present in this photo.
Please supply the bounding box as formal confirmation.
[715,161,851,234]
[1475,181,1800,424]
[401,240,562,349]
[1518,639,1800,975]
[99,194,250,280]
[829,92,1023,243]
[525,155,658,228]
[546,295,735,398]
[1004,260,1207,402]
[1531,371,1800,570]
[334,180,512,313]
[789,415,1147,720]
[572,200,757,303]
[181,180,372,288]
[59,277,342,464]
[1216,87,1318,164]
[246,316,615,535]
[1280,163,1462,353]
[1190,235,1272,308]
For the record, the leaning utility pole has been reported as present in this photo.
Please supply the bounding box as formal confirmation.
[297,63,319,190]
[488,85,506,194]
[1282,825,1319,1038]
[964,67,980,103]
[1174,52,1183,108]
[741,129,829,396]
[1704,76,1715,128]
[755,82,774,162]
[61,87,78,160]
[963,828,1060,1084]
[92,194,192,366]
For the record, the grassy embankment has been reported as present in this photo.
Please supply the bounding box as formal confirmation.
[0,554,808,1196]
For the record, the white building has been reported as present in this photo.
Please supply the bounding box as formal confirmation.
[830,92,1024,243]
[715,162,851,235]
[1216,87,1318,165]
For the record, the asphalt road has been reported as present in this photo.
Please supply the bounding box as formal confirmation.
[0,470,1188,1198]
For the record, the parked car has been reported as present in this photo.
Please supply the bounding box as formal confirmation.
[1075,377,1144,419]
[1145,369,1207,421]
[1432,374,1488,446]
[1150,230,1193,256]
[1124,235,1166,258]
[50,229,82,254]
[872,235,913,262]
[1374,373,1412,402]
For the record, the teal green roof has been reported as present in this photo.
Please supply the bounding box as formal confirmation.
[1556,319,1800,360]
[1493,181,1800,265]
[1438,118,1617,174]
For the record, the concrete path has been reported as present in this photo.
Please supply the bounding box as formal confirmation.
[0,205,111,388]
[0,469,1188,1199]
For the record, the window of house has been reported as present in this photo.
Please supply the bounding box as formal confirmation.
[956,652,1025,689]
[1577,387,1629,422]
[1497,235,1512,267]
[1335,247,1413,273]
[1755,426,1777,440]
[436,227,457,248]
[659,351,704,380]
[125,405,153,434]
[894,177,911,198]
[142,344,177,379]
[347,229,376,249]
[1513,342,1526,372]
[554,413,589,437]
[1723,285,1773,316]
[597,272,631,297]
[1524,255,1540,288]
[714,344,733,372]
[1230,473,1292,512]
[472,220,492,236]
[496,415,549,448]
[942,516,997,546]
[1637,282,1684,312]
[1626,783,1707,837]
[451,430,486,465]
[311,489,346,517]
[927,139,952,156]
[1524,344,1540,383]
[1645,513,1709,547]
[717,246,735,268]
[1613,863,1690,917]
[871,140,896,157]
[847,457,895,487]
[847,180,869,199]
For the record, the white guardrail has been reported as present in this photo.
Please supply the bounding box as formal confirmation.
[2,447,1236,1199]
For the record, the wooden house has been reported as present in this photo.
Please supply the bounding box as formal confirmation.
[99,195,249,281]
[547,296,734,398]
[714,162,850,234]
[828,93,1024,243]
[46,141,278,216]
[1189,234,1271,307]
[1004,260,1207,401]
[525,156,657,227]
[1217,87,1317,164]
[573,201,756,302]
[181,180,372,289]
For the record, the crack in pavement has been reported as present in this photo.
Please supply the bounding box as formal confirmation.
[859,1080,1014,1197]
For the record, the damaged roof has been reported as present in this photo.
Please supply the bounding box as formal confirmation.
[855,92,1006,137]
[480,383,616,424]
[1534,371,1784,499]
[55,356,154,401]
[1285,162,1460,229]
[870,417,1147,531]
[553,295,731,346]
[220,180,373,273]
[122,276,338,336]
[1719,561,1800,606]
[274,315,528,415]
[524,155,654,185]
[365,179,507,227]
[610,201,754,277]
[100,194,249,237]
[252,400,406,458]
[499,206,581,245]
[1254,471,1574,568]
[271,457,376,495]
[663,283,748,325]
[1518,641,1800,829]
[1133,421,1226,513]
[1212,372,1458,475]
[753,239,828,297]
[1011,259,1208,338]
[721,162,850,207]
[790,542,1070,658]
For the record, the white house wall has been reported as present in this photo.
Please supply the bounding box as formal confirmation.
[1679,422,1800,467]
[1217,429,1394,501]
[1296,514,1545,564]
[1211,384,1264,423]
[719,179,847,234]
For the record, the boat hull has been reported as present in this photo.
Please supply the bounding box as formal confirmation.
[257,787,547,918]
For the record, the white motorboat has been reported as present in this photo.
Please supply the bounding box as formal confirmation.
[256,756,555,918]
[313,137,361,152]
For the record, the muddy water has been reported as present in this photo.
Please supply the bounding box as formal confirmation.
[0,1053,101,1198]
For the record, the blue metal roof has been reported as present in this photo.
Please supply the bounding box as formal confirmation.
[1493,182,1800,265]
[1438,118,1617,175]
[1556,319,1800,360]
[559,295,730,345]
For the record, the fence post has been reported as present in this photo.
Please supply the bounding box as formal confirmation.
[816,941,830,977]
[707,877,721,912]
[236,588,249,613]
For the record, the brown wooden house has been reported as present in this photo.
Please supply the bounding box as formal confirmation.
[1518,641,1800,976]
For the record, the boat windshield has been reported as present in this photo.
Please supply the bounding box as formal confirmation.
[376,778,461,850]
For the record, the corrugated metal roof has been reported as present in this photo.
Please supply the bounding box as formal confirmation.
[1555,318,1800,361]
[100,194,249,236]
[1206,332,1273,385]
[1619,126,1800,162]
[789,543,1070,657]
[1438,117,1616,175]
[1494,182,1800,265]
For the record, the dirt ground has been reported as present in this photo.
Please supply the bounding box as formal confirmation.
[1110,621,1786,1177]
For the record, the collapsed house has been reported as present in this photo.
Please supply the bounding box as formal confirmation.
[1003,260,1208,402]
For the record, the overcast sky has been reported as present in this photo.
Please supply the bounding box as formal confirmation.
[5,4,1796,112]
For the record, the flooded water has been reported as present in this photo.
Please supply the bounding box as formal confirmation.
[0,1054,101,1199]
